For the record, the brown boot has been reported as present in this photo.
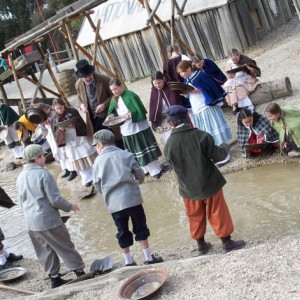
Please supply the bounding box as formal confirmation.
[221,235,246,253]
[197,237,212,255]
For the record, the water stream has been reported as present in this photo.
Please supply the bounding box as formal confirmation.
[1,164,299,262]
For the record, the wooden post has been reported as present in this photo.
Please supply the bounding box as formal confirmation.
[65,41,73,60]
[0,83,8,104]
[15,70,61,97]
[28,69,47,99]
[143,0,166,64]
[170,0,175,45]
[92,19,100,67]
[292,0,300,21]
[138,0,194,57]
[85,15,126,87]
[64,21,79,62]
[174,0,198,53]
[59,28,116,78]
[36,43,70,105]
[8,54,27,111]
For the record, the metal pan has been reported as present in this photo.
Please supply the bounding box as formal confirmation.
[56,118,77,128]
[0,267,27,283]
[103,116,127,127]
[226,66,246,74]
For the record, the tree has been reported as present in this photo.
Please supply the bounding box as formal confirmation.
[0,0,82,56]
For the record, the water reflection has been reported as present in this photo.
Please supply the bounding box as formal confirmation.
[1,164,300,261]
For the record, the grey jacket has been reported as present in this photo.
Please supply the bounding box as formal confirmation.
[92,146,145,213]
[16,163,72,231]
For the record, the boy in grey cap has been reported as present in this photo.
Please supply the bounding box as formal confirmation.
[92,129,163,266]
[16,144,85,288]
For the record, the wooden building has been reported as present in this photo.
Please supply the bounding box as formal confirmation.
[77,0,296,81]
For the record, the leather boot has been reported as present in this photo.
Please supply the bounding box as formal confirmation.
[7,253,23,263]
[50,275,71,289]
[68,171,77,181]
[196,237,212,255]
[221,235,246,253]
[74,270,86,278]
[61,169,70,178]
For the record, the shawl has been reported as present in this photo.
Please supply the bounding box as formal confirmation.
[203,59,227,85]
[108,90,147,122]
[0,104,20,126]
[237,55,261,77]
[237,113,279,156]
[149,83,184,122]
[163,55,184,83]
[185,70,227,106]
[271,106,300,149]
[55,107,87,136]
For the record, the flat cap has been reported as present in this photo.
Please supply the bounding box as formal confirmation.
[166,105,188,121]
[23,144,46,161]
[92,129,115,146]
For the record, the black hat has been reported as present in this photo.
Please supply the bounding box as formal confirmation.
[75,59,95,78]
[166,105,188,121]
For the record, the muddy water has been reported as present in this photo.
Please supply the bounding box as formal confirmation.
[1,164,300,262]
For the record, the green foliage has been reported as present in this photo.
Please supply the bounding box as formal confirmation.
[0,0,83,58]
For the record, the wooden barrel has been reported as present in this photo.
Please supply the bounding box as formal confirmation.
[57,69,77,97]
[250,77,292,106]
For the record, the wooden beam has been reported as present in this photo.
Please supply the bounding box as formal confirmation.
[171,0,175,45]
[92,19,101,67]
[0,83,8,104]
[143,0,166,64]
[63,10,95,23]
[86,15,126,87]
[174,0,198,53]
[138,0,194,57]
[36,43,70,105]
[64,21,79,62]
[59,28,116,78]
[8,54,27,111]
[14,70,60,97]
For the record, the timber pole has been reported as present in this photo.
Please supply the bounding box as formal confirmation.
[138,0,194,57]
[8,54,27,111]
[174,0,198,53]
[36,43,70,105]
[143,0,166,64]
[85,15,126,87]
[91,19,100,67]
[15,70,60,97]
[64,22,79,62]
[59,28,116,78]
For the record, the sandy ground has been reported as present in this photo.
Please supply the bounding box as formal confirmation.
[1,16,300,300]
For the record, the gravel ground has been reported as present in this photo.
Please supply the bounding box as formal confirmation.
[1,16,300,300]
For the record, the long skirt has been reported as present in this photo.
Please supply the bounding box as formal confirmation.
[191,106,232,146]
[123,127,162,166]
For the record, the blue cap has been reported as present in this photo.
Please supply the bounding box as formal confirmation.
[166,105,188,121]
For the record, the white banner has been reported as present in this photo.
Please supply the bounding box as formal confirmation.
[77,0,227,45]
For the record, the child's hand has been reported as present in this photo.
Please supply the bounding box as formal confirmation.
[190,88,201,94]
[71,204,80,213]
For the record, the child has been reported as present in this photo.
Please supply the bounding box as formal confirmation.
[176,60,232,165]
[224,49,260,114]
[237,108,279,158]
[191,54,227,85]
[264,103,300,157]
[92,129,163,266]
[37,103,76,180]
[106,78,162,178]
[149,71,185,143]
[53,98,97,186]
[164,105,245,254]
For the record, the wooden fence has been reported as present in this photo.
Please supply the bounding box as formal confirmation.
[80,0,295,81]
